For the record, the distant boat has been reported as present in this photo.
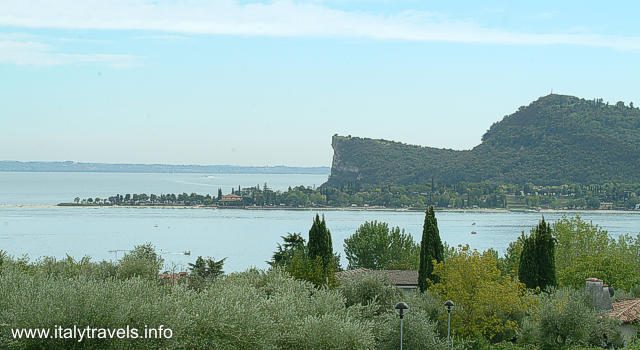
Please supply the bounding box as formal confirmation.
[472,222,476,226]
[471,231,477,235]
[510,209,538,213]
[154,224,158,227]
[184,250,191,255]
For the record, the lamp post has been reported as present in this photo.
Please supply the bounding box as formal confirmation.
[394,302,409,350]
[444,300,454,349]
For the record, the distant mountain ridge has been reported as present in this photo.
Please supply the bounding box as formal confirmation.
[327,94,640,186]
[0,161,329,175]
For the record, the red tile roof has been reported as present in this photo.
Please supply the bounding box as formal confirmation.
[607,298,640,323]
[220,194,242,202]
[158,272,188,282]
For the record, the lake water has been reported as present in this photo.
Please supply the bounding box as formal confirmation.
[1,172,639,272]
[0,172,330,205]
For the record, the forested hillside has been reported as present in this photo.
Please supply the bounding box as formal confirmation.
[327,94,640,186]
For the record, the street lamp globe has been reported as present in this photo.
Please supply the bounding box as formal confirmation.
[394,302,409,318]
[445,300,454,313]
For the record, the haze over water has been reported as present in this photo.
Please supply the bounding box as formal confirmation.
[2,172,639,272]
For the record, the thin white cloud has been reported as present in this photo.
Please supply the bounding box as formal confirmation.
[131,34,191,40]
[0,39,140,67]
[0,0,639,50]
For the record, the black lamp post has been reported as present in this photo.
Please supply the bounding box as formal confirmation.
[394,302,409,350]
[444,300,454,349]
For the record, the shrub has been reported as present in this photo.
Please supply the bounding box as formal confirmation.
[431,246,530,343]
[374,308,447,350]
[517,288,623,349]
[0,268,185,349]
[0,266,377,349]
[116,243,164,280]
[286,251,339,288]
[404,289,443,326]
[337,272,401,314]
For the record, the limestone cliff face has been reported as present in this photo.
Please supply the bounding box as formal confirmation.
[324,94,640,187]
[329,135,362,182]
[325,134,463,186]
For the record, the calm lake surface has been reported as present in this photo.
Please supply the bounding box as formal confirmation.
[2,172,639,272]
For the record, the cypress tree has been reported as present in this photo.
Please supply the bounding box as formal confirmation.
[518,218,557,290]
[535,218,556,289]
[518,232,537,289]
[418,206,444,292]
[308,214,333,271]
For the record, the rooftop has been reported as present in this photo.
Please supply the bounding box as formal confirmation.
[220,194,242,202]
[337,268,418,286]
[608,298,640,323]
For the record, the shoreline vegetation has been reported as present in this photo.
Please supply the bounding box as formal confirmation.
[49,179,640,213]
[38,203,640,214]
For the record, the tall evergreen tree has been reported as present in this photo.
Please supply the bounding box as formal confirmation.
[308,214,333,271]
[536,218,556,288]
[518,232,537,289]
[518,218,557,290]
[269,233,306,268]
[418,206,444,292]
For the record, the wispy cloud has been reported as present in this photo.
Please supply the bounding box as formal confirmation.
[0,38,140,67]
[1,0,639,50]
[131,34,191,41]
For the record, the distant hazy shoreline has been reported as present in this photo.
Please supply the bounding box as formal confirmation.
[0,161,330,175]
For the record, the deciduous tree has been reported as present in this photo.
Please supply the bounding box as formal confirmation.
[343,221,419,270]
[431,246,530,342]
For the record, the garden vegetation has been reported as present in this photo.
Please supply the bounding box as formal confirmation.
[1,214,639,349]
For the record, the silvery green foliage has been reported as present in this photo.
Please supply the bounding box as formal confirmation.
[117,243,164,280]
[404,290,444,325]
[0,266,375,349]
[338,272,402,315]
[375,308,447,350]
[517,288,623,349]
[0,268,184,349]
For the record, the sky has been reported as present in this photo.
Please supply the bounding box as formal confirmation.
[1,0,639,166]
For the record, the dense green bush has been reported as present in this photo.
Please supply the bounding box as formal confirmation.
[116,243,164,280]
[374,309,447,350]
[0,265,377,349]
[431,246,530,343]
[343,220,419,270]
[553,216,640,291]
[0,268,183,349]
[517,288,623,349]
[337,272,401,314]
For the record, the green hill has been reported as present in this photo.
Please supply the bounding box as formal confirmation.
[326,94,640,186]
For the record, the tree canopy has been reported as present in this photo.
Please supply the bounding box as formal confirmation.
[343,221,419,270]
[326,94,640,187]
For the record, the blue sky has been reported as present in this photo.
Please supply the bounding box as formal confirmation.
[1,0,639,166]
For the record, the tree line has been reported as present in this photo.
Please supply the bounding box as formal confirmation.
[66,180,640,210]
